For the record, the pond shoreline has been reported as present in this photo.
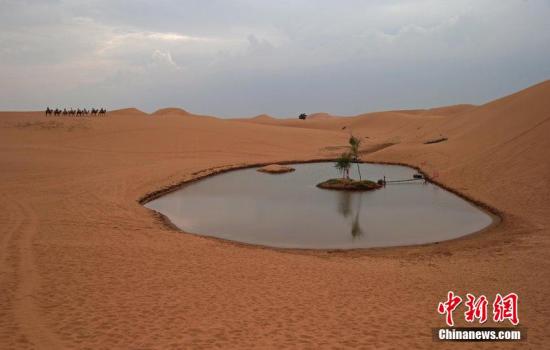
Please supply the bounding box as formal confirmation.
[139,158,502,253]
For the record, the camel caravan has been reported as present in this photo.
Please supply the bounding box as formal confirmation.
[45,107,107,117]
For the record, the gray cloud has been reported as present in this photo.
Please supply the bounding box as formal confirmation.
[1,0,549,116]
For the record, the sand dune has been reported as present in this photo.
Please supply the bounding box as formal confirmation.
[109,107,149,117]
[251,114,275,120]
[417,104,477,117]
[151,107,192,117]
[307,112,336,120]
[1,80,549,349]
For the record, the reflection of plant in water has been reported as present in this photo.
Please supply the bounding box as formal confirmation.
[351,192,364,239]
[336,191,365,239]
[351,211,363,238]
[338,191,352,218]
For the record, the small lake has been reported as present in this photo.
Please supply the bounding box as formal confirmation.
[145,163,494,249]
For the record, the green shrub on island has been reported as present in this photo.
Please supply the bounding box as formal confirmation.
[317,141,381,191]
[349,135,363,180]
[334,152,353,179]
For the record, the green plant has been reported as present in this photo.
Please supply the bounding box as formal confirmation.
[349,135,362,180]
[335,152,353,179]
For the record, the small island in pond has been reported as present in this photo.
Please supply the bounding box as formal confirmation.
[257,164,295,174]
[317,136,382,192]
[317,178,381,191]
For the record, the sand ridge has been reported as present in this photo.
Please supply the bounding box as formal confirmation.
[0,80,549,348]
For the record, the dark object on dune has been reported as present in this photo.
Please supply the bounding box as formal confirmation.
[342,126,346,130]
[424,137,448,144]
[317,178,382,191]
[413,173,424,179]
[298,113,307,120]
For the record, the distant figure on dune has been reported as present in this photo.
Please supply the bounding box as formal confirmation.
[298,113,307,120]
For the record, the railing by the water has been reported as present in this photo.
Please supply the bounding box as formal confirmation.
[378,174,426,185]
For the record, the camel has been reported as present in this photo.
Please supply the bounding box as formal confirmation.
[45,107,108,117]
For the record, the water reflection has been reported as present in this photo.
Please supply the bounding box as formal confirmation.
[351,193,364,239]
[338,191,364,239]
[338,191,352,218]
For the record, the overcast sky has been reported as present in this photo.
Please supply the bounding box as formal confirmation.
[1,0,549,117]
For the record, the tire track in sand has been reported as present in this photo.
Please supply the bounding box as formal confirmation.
[0,199,24,347]
[10,199,63,349]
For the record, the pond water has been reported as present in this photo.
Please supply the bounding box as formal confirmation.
[145,163,494,249]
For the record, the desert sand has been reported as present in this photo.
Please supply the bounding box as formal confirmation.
[1,80,549,349]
